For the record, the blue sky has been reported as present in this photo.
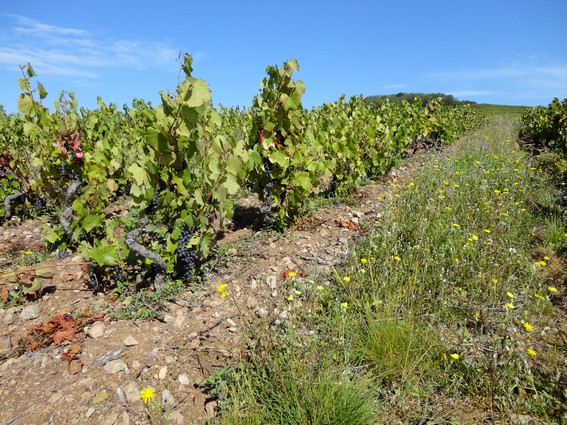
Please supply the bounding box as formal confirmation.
[1,0,566,113]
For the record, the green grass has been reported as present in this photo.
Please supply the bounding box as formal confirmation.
[212,117,566,424]
[472,103,530,119]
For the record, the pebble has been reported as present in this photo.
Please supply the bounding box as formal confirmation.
[266,275,277,289]
[205,400,217,418]
[123,335,139,346]
[158,365,168,380]
[20,305,39,320]
[162,389,175,405]
[226,318,237,327]
[168,411,185,425]
[174,315,185,328]
[124,381,141,404]
[178,374,190,385]
[93,391,109,403]
[103,359,129,374]
[86,321,105,339]
[85,407,96,418]
[2,313,14,325]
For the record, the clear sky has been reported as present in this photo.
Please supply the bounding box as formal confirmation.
[1,0,566,113]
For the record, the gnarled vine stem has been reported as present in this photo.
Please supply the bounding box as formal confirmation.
[125,228,168,291]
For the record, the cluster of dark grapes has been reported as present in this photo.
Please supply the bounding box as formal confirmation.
[86,265,103,294]
[145,180,166,215]
[110,266,129,284]
[55,162,81,180]
[29,196,47,212]
[176,226,197,279]
[123,180,133,196]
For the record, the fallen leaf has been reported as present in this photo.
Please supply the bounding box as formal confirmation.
[67,359,83,375]
[335,219,357,229]
[62,343,82,361]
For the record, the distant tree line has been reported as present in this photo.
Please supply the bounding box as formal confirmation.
[365,93,476,107]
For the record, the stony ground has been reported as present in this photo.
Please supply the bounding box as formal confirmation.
[0,159,421,425]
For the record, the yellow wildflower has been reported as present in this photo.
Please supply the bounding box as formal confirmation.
[340,302,348,310]
[527,349,537,357]
[140,387,156,403]
[547,287,557,293]
[217,284,227,293]
[394,256,401,262]
[450,353,460,360]
[505,303,515,309]
[287,294,294,301]
[360,258,368,264]
[523,322,534,332]
[343,276,351,282]
[316,285,324,291]
[506,292,514,299]
[288,271,297,278]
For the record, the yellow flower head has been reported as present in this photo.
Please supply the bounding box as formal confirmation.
[217,284,228,293]
[505,303,515,309]
[484,229,491,234]
[24,250,33,255]
[140,387,156,403]
[506,292,514,299]
[360,258,368,264]
[394,256,401,262]
[343,276,351,282]
[527,349,537,357]
[450,353,460,360]
[287,294,294,301]
[288,271,297,278]
[523,322,534,332]
[340,302,348,310]
[547,286,557,293]
[316,285,324,291]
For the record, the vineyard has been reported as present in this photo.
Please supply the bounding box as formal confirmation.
[0,55,565,425]
[0,55,481,296]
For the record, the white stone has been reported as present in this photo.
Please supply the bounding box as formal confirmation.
[20,305,39,320]
[103,359,129,374]
[124,381,141,404]
[86,321,105,339]
[2,313,14,325]
[178,374,190,385]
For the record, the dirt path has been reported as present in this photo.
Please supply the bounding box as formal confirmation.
[0,155,426,424]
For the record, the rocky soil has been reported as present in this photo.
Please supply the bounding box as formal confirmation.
[0,160,420,425]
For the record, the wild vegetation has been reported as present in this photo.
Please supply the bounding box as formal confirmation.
[215,117,566,424]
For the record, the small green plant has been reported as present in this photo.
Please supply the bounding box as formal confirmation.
[140,387,170,425]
